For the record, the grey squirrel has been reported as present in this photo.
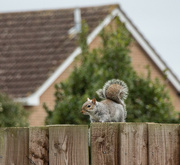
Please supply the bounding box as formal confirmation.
[81,79,128,122]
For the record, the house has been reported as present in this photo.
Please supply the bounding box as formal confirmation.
[0,5,179,126]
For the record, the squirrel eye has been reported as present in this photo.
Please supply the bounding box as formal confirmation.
[87,105,91,108]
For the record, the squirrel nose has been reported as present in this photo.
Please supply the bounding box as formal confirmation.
[81,110,84,113]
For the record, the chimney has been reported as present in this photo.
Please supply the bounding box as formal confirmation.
[68,8,81,37]
[74,8,81,33]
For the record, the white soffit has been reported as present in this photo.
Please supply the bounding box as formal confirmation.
[17,7,180,106]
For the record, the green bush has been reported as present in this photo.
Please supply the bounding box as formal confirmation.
[0,93,29,127]
[44,19,178,124]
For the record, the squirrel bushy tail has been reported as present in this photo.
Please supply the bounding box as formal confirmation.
[96,79,128,104]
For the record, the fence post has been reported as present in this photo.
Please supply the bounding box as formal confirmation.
[0,127,29,165]
[148,123,180,165]
[91,122,119,165]
[119,123,148,165]
[29,127,49,165]
[49,125,89,165]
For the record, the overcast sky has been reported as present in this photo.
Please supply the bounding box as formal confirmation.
[0,0,180,80]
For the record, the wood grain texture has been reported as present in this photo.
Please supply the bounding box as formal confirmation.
[148,124,180,165]
[0,127,29,165]
[119,123,148,165]
[91,122,119,165]
[29,127,49,165]
[49,125,89,165]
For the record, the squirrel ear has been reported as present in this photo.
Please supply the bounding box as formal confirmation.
[87,98,91,102]
[92,98,96,105]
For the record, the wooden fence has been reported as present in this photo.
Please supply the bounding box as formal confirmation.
[0,123,180,165]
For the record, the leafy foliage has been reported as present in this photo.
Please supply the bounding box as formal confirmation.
[44,19,178,124]
[0,93,29,127]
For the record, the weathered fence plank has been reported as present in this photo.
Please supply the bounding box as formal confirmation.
[49,125,89,165]
[29,127,49,165]
[91,122,119,165]
[0,123,180,165]
[0,127,29,165]
[119,123,148,165]
[148,124,180,165]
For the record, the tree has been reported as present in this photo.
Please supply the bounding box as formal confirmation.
[44,19,178,125]
[0,92,29,127]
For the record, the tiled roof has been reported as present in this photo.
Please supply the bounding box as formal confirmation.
[0,5,115,98]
